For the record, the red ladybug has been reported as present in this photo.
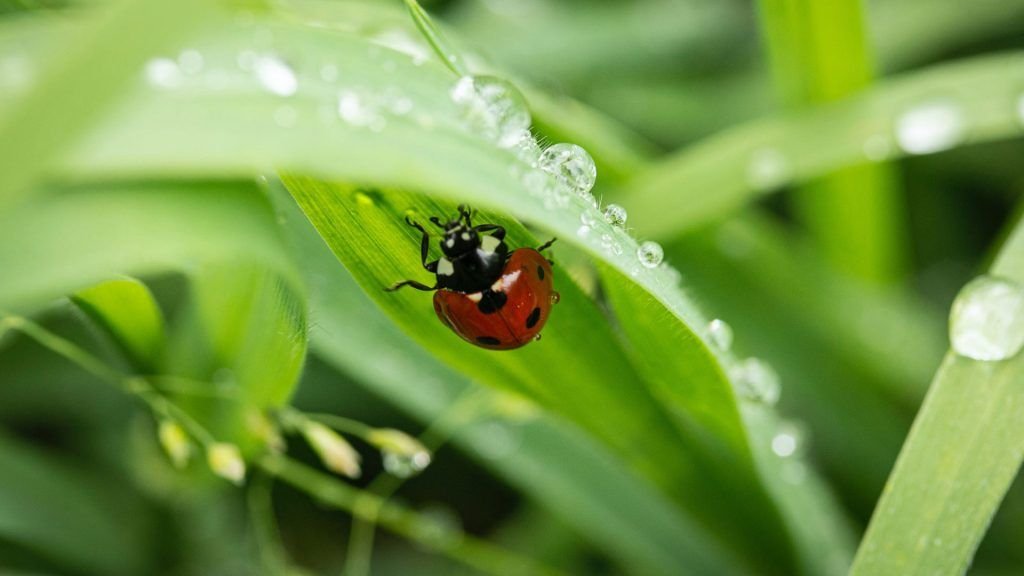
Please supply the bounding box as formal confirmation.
[387,205,558,350]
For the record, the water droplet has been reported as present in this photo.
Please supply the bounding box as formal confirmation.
[895,101,964,155]
[144,58,182,89]
[320,63,338,82]
[603,204,628,228]
[949,275,1024,361]
[580,211,597,227]
[550,292,561,305]
[576,225,591,237]
[273,104,298,127]
[636,241,664,268]
[747,148,789,191]
[177,49,204,75]
[383,450,432,478]
[254,55,297,97]
[354,191,375,206]
[533,333,542,341]
[771,421,806,458]
[538,143,597,195]
[730,358,781,406]
[451,75,531,148]
[862,134,892,161]
[708,319,733,351]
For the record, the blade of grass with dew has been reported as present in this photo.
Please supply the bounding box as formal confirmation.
[267,179,746,576]
[850,216,1024,575]
[599,264,857,576]
[71,277,167,373]
[622,51,1024,239]
[0,0,215,210]
[757,0,906,283]
[5,14,844,570]
[281,176,800,571]
[0,430,153,576]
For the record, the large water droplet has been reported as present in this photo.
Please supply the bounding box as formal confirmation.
[515,133,542,167]
[731,358,781,406]
[383,450,432,478]
[451,75,531,148]
[636,241,664,268]
[538,143,597,195]
[949,275,1024,361]
[747,148,789,191]
[895,101,964,155]
[254,55,297,97]
[708,319,733,351]
[603,204,628,228]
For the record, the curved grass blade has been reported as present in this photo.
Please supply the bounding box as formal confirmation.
[71,277,166,373]
[850,218,1024,575]
[269,179,746,575]
[623,51,1024,238]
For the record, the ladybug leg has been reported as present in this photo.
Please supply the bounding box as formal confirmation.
[458,204,473,226]
[405,217,434,270]
[473,224,506,241]
[537,238,557,252]
[385,279,437,292]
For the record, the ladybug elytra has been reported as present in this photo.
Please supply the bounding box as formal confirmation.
[386,205,558,350]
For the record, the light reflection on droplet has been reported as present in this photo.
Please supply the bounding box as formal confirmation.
[895,101,964,155]
[254,55,297,97]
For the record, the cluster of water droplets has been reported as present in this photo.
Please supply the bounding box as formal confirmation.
[949,275,1024,361]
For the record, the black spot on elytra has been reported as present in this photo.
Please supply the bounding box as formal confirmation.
[477,290,507,314]
[525,307,541,329]
[537,265,545,280]
[476,336,501,346]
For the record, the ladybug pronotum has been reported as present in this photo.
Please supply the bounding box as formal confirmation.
[386,205,558,350]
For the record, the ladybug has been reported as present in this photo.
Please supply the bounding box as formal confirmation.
[386,205,558,350]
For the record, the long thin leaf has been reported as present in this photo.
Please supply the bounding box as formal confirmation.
[850,218,1024,574]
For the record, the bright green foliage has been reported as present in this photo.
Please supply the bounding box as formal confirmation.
[72,278,167,372]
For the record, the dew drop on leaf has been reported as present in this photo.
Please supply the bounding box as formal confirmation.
[603,204,628,228]
[730,357,781,406]
[949,275,1024,361]
[771,421,806,458]
[636,241,664,268]
[383,450,432,478]
[538,143,597,196]
[708,318,734,352]
[747,148,789,191]
[895,100,964,155]
[450,75,531,148]
[144,58,182,89]
[254,55,297,97]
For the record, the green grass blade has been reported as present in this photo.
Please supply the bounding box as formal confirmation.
[71,278,167,373]
[623,51,1024,238]
[850,219,1024,575]
[0,0,214,210]
[402,0,467,77]
[756,0,906,283]
[269,181,746,575]
[0,181,295,311]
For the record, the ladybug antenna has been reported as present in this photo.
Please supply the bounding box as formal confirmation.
[457,204,472,227]
[429,216,446,228]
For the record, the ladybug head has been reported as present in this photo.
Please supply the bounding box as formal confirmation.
[431,205,480,257]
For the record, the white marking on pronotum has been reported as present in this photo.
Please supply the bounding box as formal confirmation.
[480,235,501,253]
[437,258,454,276]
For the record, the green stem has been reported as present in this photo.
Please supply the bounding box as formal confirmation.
[756,0,906,283]
[402,0,469,77]
[248,473,291,576]
[260,454,563,576]
[344,389,490,576]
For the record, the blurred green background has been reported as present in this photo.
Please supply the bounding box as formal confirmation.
[2,0,1024,574]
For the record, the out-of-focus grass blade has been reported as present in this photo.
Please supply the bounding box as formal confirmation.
[0,181,294,311]
[71,278,166,372]
[269,180,746,576]
[0,430,152,576]
[850,219,1024,575]
[624,52,1024,238]
[0,0,214,210]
